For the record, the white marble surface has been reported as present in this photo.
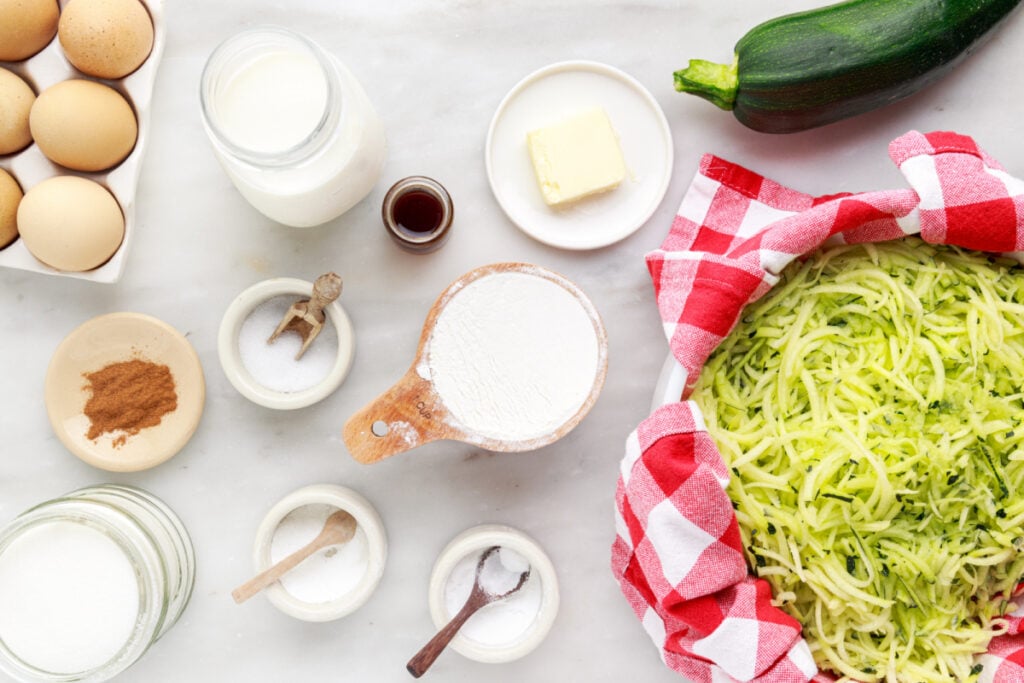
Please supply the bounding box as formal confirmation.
[3,1,1024,681]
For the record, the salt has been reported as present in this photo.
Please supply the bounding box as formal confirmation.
[424,270,600,443]
[444,547,542,646]
[238,295,338,393]
[0,521,140,674]
[270,504,368,604]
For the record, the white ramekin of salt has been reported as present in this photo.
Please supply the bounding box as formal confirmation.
[218,277,355,409]
[252,484,386,622]
[427,525,559,663]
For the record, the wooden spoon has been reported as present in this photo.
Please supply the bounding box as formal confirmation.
[268,272,343,360]
[406,546,531,678]
[231,508,357,604]
[342,263,608,464]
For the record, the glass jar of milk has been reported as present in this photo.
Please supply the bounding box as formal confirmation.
[200,27,387,227]
[0,485,195,683]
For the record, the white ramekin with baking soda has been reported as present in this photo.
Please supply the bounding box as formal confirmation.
[425,525,559,664]
[247,484,387,622]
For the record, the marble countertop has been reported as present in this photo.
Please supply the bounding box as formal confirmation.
[3,1,1024,681]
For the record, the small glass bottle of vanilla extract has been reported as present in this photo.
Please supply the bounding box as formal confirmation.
[381,176,454,253]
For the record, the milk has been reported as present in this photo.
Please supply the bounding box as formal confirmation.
[201,28,387,228]
[0,521,140,674]
[215,50,329,154]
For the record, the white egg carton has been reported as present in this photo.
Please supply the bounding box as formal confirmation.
[0,0,165,284]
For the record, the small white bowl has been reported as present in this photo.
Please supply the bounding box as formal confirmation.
[252,484,387,622]
[218,277,355,409]
[427,525,559,664]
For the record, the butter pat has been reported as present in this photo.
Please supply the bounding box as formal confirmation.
[527,107,626,207]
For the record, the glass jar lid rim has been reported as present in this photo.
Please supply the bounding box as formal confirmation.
[199,25,341,167]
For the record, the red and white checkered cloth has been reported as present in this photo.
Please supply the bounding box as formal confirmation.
[612,131,1024,683]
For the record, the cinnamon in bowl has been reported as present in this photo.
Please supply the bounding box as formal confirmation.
[45,312,205,472]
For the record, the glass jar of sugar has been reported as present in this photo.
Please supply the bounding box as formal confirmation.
[0,485,195,683]
[200,27,386,227]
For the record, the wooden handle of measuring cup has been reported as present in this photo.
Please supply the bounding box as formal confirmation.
[342,370,461,464]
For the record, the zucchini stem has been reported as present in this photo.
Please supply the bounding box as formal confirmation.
[673,56,739,111]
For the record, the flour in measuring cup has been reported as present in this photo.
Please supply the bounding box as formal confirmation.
[422,270,600,442]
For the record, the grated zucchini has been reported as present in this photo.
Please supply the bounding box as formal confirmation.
[693,239,1024,682]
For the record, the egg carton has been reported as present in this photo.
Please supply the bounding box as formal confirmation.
[0,0,165,284]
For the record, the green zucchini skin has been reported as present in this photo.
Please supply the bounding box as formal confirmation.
[722,0,1019,133]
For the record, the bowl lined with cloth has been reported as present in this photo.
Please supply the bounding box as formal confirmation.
[614,131,1024,683]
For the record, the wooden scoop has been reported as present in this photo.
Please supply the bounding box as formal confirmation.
[342,263,608,464]
[231,508,357,604]
[268,272,342,360]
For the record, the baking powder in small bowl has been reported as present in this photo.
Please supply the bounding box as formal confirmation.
[427,524,559,663]
[251,484,386,621]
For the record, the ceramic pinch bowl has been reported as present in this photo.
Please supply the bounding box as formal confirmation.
[342,262,608,463]
[427,525,559,664]
[218,277,355,410]
[486,60,673,250]
[44,312,205,472]
[251,484,387,622]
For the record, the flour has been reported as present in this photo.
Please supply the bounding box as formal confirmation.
[425,270,600,442]
[388,420,420,447]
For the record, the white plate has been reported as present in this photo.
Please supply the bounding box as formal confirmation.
[486,60,673,250]
[0,0,165,283]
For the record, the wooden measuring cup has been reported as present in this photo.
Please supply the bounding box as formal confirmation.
[343,263,608,464]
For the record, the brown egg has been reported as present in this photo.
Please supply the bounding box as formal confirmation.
[0,169,22,248]
[18,176,124,272]
[30,80,138,172]
[0,0,60,61]
[58,0,154,79]
[0,68,35,155]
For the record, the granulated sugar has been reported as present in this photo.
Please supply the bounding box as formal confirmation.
[0,521,140,673]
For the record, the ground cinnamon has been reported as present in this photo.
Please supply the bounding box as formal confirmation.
[83,358,178,447]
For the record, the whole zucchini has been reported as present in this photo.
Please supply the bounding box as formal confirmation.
[674,0,1022,134]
